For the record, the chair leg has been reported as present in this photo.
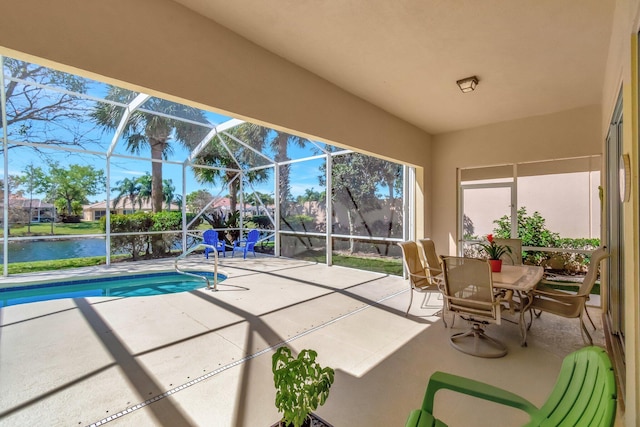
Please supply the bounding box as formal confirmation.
[405,289,414,317]
[584,307,596,330]
[441,306,449,328]
[449,323,508,358]
[579,317,593,346]
[527,309,534,331]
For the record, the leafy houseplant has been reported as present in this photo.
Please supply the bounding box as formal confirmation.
[272,346,335,427]
[477,234,511,260]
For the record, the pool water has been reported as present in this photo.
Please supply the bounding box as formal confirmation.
[0,272,226,307]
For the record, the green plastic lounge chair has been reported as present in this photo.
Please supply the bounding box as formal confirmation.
[405,346,616,427]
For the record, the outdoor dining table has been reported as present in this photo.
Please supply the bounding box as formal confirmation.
[491,264,544,346]
[435,263,544,346]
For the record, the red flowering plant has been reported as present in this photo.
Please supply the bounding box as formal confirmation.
[476,234,511,260]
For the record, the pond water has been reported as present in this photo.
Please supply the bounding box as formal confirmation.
[1,238,107,263]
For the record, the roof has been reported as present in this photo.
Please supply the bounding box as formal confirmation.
[84,200,180,211]
[4,197,54,209]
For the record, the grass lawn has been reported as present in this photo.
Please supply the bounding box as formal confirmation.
[296,250,403,276]
[3,221,102,237]
[6,255,129,274]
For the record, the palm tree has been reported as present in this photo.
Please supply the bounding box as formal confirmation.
[91,87,209,213]
[192,123,269,213]
[136,173,152,210]
[269,131,306,217]
[229,124,306,217]
[162,179,176,210]
[112,177,140,212]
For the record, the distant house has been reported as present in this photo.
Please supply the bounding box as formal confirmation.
[82,199,181,221]
[0,197,56,223]
[83,197,274,221]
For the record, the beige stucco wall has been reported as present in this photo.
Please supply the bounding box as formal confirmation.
[431,105,602,251]
[0,0,432,239]
[0,0,637,424]
[601,1,640,425]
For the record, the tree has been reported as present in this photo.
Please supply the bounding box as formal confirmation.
[245,191,274,215]
[162,179,176,210]
[185,189,227,228]
[192,123,269,213]
[0,176,20,200]
[270,131,306,217]
[91,86,209,213]
[229,124,306,216]
[45,162,106,219]
[172,194,183,211]
[2,58,91,152]
[493,207,560,264]
[14,164,48,233]
[320,152,381,253]
[186,190,215,213]
[371,159,403,254]
[135,173,152,209]
[493,207,559,247]
[112,177,140,212]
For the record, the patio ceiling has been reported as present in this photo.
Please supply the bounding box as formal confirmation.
[172,0,615,134]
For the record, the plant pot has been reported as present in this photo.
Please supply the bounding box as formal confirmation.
[489,259,502,272]
[271,413,334,427]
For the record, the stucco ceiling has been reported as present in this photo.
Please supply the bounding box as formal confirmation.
[172,0,615,135]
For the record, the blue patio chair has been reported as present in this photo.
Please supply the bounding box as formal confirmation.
[232,229,259,259]
[203,229,225,259]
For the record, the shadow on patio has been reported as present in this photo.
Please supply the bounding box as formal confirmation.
[0,255,604,426]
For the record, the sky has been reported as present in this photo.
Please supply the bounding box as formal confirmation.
[2,56,394,206]
[2,65,328,202]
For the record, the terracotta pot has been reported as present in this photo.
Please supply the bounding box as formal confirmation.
[489,259,502,272]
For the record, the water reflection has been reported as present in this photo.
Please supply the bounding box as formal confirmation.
[1,238,107,263]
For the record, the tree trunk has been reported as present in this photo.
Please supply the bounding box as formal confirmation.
[150,138,165,256]
[347,210,355,253]
[150,141,164,213]
[229,177,238,213]
[384,179,395,256]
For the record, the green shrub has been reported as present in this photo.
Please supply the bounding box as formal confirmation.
[101,211,202,259]
[492,207,601,272]
[247,215,273,229]
[282,214,315,232]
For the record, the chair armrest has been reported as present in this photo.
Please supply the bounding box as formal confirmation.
[422,371,538,417]
[540,278,582,289]
[532,288,587,301]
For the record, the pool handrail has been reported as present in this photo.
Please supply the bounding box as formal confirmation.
[174,243,219,291]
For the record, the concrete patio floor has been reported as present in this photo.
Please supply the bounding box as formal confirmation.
[0,254,607,426]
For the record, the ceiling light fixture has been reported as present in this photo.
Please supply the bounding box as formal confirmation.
[456,76,478,93]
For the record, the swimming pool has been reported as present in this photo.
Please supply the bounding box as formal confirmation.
[0,271,227,307]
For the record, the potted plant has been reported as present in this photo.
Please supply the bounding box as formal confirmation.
[476,234,511,272]
[272,346,335,427]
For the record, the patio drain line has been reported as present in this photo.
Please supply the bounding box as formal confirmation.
[86,288,408,427]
